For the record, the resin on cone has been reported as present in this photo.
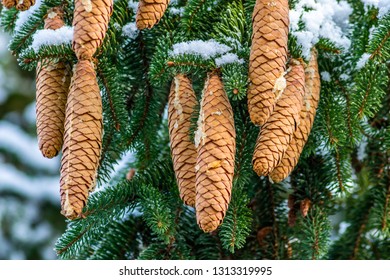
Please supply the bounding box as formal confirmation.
[247,0,289,126]
[136,0,170,30]
[36,8,70,158]
[168,74,197,207]
[252,59,305,177]
[269,49,321,183]
[194,73,236,232]
[60,60,103,219]
[2,0,17,8]
[72,0,113,60]
[15,0,35,11]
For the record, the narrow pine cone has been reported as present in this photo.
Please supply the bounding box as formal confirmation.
[44,7,65,30]
[36,7,69,158]
[15,0,35,11]
[269,49,321,183]
[36,61,70,158]
[72,0,113,60]
[2,0,17,8]
[168,74,197,207]
[136,0,170,30]
[194,73,236,232]
[252,59,305,177]
[247,0,289,126]
[60,60,103,219]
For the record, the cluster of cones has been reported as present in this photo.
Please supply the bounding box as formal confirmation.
[248,0,321,183]
[168,73,236,233]
[1,0,35,11]
[35,1,113,219]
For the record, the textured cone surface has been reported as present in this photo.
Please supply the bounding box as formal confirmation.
[168,74,197,207]
[72,0,113,60]
[136,0,170,30]
[269,50,321,183]
[2,0,17,8]
[44,7,65,30]
[36,9,69,158]
[252,59,305,177]
[247,0,289,126]
[195,73,236,232]
[60,60,103,219]
[15,0,35,11]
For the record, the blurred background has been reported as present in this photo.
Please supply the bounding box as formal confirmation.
[0,29,66,260]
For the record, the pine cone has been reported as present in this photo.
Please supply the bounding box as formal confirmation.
[247,0,289,126]
[15,0,35,11]
[269,49,321,183]
[252,59,305,177]
[72,0,113,60]
[36,7,69,158]
[44,7,65,30]
[194,73,236,232]
[168,74,197,207]
[2,0,17,8]
[60,60,103,219]
[136,0,170,30]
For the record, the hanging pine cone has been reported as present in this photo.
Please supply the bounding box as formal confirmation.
[136,0,170,30]
[60,60,103,219]
[15,0,35,11]
[269,49,320,183]
[2,0,17,8]
[194,73,236,232]
[252,58,305,177]
[168,74,197,207]
[72,0,113,60]
[36,7,70,158]
[247,0,289,126]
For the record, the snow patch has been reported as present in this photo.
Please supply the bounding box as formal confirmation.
[361,0,390,18]
[356,53,371,70]
[122,22,139,39]
[321,71,331,82]
[31,26,73,52]
[215,53,244,67]
[170,40,231,60]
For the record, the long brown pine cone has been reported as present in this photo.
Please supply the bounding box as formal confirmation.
[60,60,103,219]
[269,49,321,183]
[2,0,17,8]
[168,74,197,207]
[72,0,113,60]
[15,0,35,11]
[252,59,305,177]
[194,73,236,232]
[36,8,70,158]
[247,0,289,126]
[136,0,170,30]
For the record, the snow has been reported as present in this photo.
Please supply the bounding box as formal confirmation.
[339,74,350,81]
[356,53,371,70]
[14,0,43,33]
[321,71,331,82]
[128,0,139,15]
[361,0,390,18]
[215,53,244,67]
[290,0,352,59]
[169,7,185,16]
[31,26,73,52]
[170,39,231,60]
[122,22,139,39]
[0,121,59,173]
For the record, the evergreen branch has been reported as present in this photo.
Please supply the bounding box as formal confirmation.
[334,148,345,193]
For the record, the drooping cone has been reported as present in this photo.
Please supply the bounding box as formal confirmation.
[269,49,321,183]
[15,0,35,11]
[36,7,70,158]
[136,0,170,30]
[194,73,236,232]
[168,74,197,207]
[2,0,17,8]
[247,0,289,126]
[60,60,103,219]
[72,0,113,60]
[252,59,305,177]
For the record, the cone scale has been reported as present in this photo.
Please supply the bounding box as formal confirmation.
[16,0,35,11]
[2,0,17,9]
[194,73,236,232]
[136,0,170,30]
[247,0,289,126]
[168,74,197,207]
